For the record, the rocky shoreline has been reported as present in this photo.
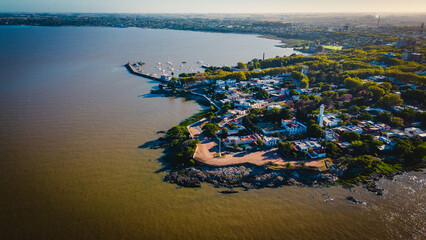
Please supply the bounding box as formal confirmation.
[163,164,394,197]
[164,164,338,190]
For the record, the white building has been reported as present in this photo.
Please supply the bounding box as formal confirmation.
[263,136,280,147]
[292,140,326,159]
[323,113,341,127]
[267,104,284,110]
[216,80,225,86]
[324,130,338,142]
[318,104,324,127]
[281,119,307,135]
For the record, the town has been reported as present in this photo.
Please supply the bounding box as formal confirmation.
[146,40,426,189]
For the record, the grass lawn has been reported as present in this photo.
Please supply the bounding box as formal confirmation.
[323,45,343,50]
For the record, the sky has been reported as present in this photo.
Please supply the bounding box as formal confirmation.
[1,0,426,13]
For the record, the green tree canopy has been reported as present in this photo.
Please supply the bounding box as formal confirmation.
[380,93,403,107]
[344,77,363,91]
[307,124,324,138]
[202,123,219,138]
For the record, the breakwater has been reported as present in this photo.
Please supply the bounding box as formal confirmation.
[124,63,168,83]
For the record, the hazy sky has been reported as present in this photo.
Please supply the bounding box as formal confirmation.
[1,0,426,13]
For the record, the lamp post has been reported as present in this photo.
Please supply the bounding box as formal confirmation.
[218,136,221,157]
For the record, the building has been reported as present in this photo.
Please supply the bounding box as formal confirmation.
[263,136,280,147]
[404,127,426,138]
[267,104,284,110]
[402,51,424,63]
[318,104,324,127]
[281,119,307,135]
[301,66,309,75]
[323,113,341,128]
[382,52,396,58]
[333,125,363,135]
[324,129,338,142]
[292,140,326,159]
[411,53,423,63]
[160,74,172,81]
[396,38,416,48]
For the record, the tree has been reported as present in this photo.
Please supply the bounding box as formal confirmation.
[401,89,425,105]
[301,78,309,88]
[358,112,372,120]
[307,124,324,138]
[235,71,247,81]
[166,125,189,140]
[380,82,392,94]
[348,105,360,113]
[391,117,404,127]
[278,141,294,155]
[322,141,341,159]
[220,127,228,139]
[289,89,300,97]
[256,89,270,100]
[316,45,324,52]
[340,131,360,142]
[375,111,392,124]
[291,71,304,80]
[237,62,248,69]
[300,161,306,168]
[202,123,219,138]
[368,86,385,101]
[344,77,363,91]
[350,141,368,155]
[380,93,403,107]
[257,139,264,147]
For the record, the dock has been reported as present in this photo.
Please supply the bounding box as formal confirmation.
[124,63,168,83]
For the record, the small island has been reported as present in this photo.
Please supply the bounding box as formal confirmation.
[128,41,425,193]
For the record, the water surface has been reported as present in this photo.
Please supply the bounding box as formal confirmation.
[0,26,424,239]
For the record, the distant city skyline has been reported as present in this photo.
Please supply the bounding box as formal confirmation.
[1,0,426,14]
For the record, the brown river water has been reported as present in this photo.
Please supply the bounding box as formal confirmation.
[0,26,424,239]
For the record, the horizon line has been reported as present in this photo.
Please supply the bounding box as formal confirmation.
[1,11,426,15]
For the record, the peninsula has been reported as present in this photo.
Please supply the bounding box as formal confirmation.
[120,16,426,191]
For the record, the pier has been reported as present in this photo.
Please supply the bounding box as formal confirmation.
[124,63,168,83]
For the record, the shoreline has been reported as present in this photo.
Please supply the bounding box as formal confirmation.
[127,65,409,195]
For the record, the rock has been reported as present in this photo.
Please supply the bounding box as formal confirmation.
[219,190,239,194]
[346,196,366,205]
[366,182,384,196]
[287,178,303,186]
[164,172,201,188]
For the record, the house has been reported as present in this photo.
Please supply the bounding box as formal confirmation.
[292,140,326,159]
[225,79,237,85]
[333,125,363,135]
[281,119,307,135]
[263,136,280,147]
[224,136,240,146]
[323,113,341,127]
[365,107,386,113]
[160,74,172,81]
[359,121,390,133]
[239,135,256,145]
[404,128,425,137]
[375,136,397,151]
[324,129,338,142]
[267,104,284,110]
[383,129,409,139]
[216,80,225,86]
